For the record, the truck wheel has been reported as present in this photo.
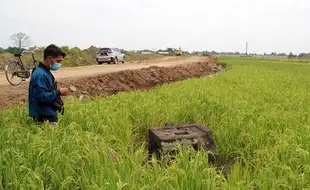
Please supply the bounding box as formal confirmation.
[111,57,117,64]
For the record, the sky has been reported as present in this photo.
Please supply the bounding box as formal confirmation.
[1,0,310,54]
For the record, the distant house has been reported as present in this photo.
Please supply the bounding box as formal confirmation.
[157,51,170,55]
[141,51,153,55]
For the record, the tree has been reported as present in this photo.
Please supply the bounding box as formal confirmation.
[270,52,277,56]
[70,47,82,56]
[83,46,98,59]
[10,32,31,49]
[211,51,217,54]
[298,53,306,58]
[277,53,287,56]
[166,48,177,54]
[0,47,5,53]
[288,52,296,59]
[6,46,25,54]
[60,46,69,53]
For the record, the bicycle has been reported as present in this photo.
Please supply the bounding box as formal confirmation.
[4,48,39,86]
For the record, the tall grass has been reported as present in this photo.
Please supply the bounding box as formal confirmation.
[1,57,310,189]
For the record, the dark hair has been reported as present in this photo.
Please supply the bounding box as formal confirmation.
[43,44,66,60]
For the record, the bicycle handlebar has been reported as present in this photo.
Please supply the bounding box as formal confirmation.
[21,51,34,55]
[21,47,40,55]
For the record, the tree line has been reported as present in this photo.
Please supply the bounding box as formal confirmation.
[1,32,309,59]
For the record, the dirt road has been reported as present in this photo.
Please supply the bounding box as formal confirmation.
[0,56,220,108]
[0,56,202,87]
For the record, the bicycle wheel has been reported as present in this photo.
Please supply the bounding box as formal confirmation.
[5,60,23,86]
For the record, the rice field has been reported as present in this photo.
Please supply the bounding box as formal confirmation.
[1,57,310,189]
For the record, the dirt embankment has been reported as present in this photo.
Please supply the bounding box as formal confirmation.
[59,59,223,97]
[0,56,224,108]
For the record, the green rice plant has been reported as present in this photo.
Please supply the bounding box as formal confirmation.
[1,57,310,189]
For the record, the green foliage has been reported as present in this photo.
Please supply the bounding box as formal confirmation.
[1,57,310,188]
[69,47,81,55]
[5,46,25,54]
[124,51,162,62]
[0,47,5,53]
[0,45,168,68]
[0,53,11,68]
[60,46,70,54]
[83,46,98,59]
[278,53,287,56]
[288,52,297,59]
[1,46,96,68]
[62,47,93,67]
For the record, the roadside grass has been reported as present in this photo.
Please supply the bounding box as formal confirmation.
[1,57,310,189]
[0,53,11,69]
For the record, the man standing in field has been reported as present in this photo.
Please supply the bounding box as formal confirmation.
[28,44,69,126]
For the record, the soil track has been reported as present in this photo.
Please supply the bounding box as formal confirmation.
[0,56,223,108]
[0,56,195,87]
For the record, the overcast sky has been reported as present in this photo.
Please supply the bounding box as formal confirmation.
[1,0,309,54]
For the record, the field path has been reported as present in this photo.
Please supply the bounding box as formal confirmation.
[0,56,203,87]
[0,56,215,108]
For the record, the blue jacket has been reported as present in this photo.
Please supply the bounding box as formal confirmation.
[28,63,60,118]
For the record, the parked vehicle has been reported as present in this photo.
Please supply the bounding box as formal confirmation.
[4,48,39,86]
[96,48,125,64]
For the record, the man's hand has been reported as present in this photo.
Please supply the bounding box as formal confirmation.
[59,88,69,96]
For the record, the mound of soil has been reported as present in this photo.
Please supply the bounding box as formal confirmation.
[59,60,223,97]
[0,57,224,108]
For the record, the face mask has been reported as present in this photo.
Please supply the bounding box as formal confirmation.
[51,63,62,71]
[50,57,62,71]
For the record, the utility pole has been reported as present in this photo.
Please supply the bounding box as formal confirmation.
[245,42,248,55]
